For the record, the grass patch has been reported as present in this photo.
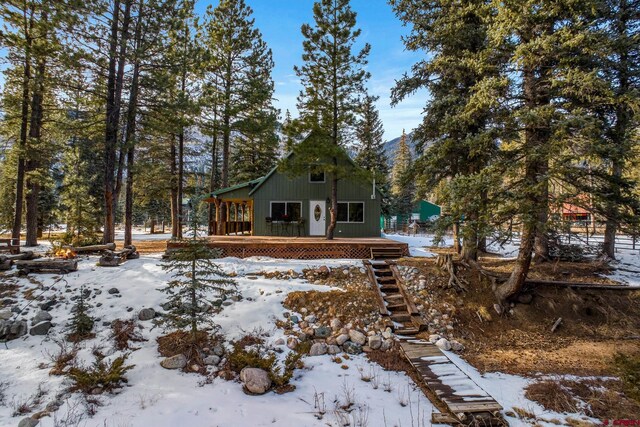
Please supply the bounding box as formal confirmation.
[613,352,640,402]
[68,354,133,394]
[111,319,147,351]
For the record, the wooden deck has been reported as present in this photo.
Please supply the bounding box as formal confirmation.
[166,236,409,260]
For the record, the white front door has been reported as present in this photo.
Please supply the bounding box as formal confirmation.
[309,200,326,236]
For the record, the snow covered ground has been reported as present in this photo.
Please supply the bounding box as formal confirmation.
[1,234,631,426]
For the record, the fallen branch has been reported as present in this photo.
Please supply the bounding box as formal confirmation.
[551,317,563,333]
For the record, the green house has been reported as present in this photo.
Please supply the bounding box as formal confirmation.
[384,200,442,228]
[205,153,382,238]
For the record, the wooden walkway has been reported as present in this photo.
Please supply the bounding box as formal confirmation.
[167,236,409,260]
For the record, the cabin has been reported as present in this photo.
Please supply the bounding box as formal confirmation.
[383,200,442,230]
[204,153,382,238]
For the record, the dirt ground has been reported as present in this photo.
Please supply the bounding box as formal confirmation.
[398,256,640,377]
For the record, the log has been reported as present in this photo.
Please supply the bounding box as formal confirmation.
[15,259,78,274]
[1,251,37,261]
[98,245,138,267]
[0,259,12,271]
[65,243,116,253]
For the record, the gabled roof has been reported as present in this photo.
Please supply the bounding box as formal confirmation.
[248,151,294,196]
[209,177,262,197]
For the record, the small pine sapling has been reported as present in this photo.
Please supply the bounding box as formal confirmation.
[161,194,237,344]
[67,286,95,342]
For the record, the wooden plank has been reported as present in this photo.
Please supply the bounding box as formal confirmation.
[389,264,421,315]
[363,261,390,316]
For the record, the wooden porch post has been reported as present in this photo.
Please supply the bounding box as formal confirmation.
[214,199,221,236]
[241,203,245,234]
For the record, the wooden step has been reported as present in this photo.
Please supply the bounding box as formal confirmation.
[380,285,399,292]
[374,270,393,277]
[391,313,412,323]
[395,327,420,336]
[371,247,404,260]
[386,303,409,312]
[384,294,405,303]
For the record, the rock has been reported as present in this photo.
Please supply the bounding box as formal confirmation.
[302,327,315,338]
[304,315,317,324]
[204,355,221,366]
[289,315,299,324]
[327,345,341,355]
[517,293,533,304]
[493,304,503,315]
[326,336,337,346]
[450,341,465,352]
[435,338,451,351]
[317,266,330,277]
[300,308,308,314]
[29,321,52,336]
[108,288,120,295]
[348,330,366,345]
[330,318,342,330]
[286,337,299,350]
[18,417,39,427]
[33,310,52,324]
[428,334,441,343]
[382,329,393,339]
[380,339,393,351]
[138,308,156,321]
[368,335,382,350]
[0,320,27,340]
[314,326,331,338]
[160,354,187,370]
[240,367,272,395]
[0,310,11,320]
[336,334,349,345]
[343,341,363,355]
[213,344,225,356]
[274,338,285,346]
[309,342,328,356]
[39,300,56,311]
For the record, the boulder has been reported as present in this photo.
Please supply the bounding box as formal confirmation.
[0,309,12,320]
[342,341,363,355]
[160,354,187,370]
[0,320,27,340]
[274,338,285,346]
[29,321,52,336]
[450,340,465,352]
[380,339,393,351]
[108,288,120,295]
[368,335,382,350]
[39,300,56,311]
[314,326,331,338]
[33,310,52,324]
[240,367,272,395]
[348,330,366,346]
[286,337,299,350]
[435,338,451,351]
[18,417,39,427]
[327,345,341,355]
[336,334,349,346]
[138,308,156,321]
[203,355,221,366]
[309,342,328,356]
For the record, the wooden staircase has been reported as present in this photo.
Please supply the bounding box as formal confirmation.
[363,260,426,335]
[370,246,405,260]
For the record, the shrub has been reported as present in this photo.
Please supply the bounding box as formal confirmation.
[111,319,146,351]
[68,354,134,394]
[614,353,640,402]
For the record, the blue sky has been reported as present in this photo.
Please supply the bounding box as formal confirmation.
[196,0,426,141]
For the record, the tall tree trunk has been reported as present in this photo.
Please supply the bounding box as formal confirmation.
[177,128,184,240]
[534,167,550,262]
[461,221,478,262]
[170,137,179,239]
[103,0,122,244]
[12,10,34,242]
[123,0,144,247]
[25,17,47,247]
[208,132,218,235]
[326,165,338,240]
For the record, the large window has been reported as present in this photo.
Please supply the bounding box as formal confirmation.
[337,202,364,223]
[270,201,301,221]
[309,171,325,183]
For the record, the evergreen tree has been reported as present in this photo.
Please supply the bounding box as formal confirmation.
[390,130,414,222]
[291,0,370,239]
[67,287,95,342]
[354,95,389,213]
[160,195,236,343]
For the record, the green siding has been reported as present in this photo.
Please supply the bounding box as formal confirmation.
[417,200,441,220]
[253,171,381,237]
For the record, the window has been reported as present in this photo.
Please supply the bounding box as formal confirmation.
[309,171,325,183]
[337,202,364,223]
[270,201,301,221]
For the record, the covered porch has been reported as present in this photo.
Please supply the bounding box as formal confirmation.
[205,197,254,236]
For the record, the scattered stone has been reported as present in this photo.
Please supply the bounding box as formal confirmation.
[18,417,39,427]
[450,341,465,352]
[304,315,317,324]
[309,342,328,356]
[0,320,27,340]
[29,321,52,336]
[39,300,56,311]
[240,367,272,395]
[348,330,366,345]
[0,310,11,320]
[343,341,363,355]
[108,288,120,295]
[368,335,382,350]
[382,329,392,339]
[204,355,221,366]
[274,338,285,346]
[428,334,441,343]
[286,337,299,350]
[289,315,299,324]
[327,345,341,355]
[330,318,342,330]
[336,334,349,346]
[33,310,52,324]
[380,339,393,351]
[435,338,451,351]
[213,344,225,357]
[160,354,187,370]
[314,326,331,338]
[138,308,156,321]
[160,302,173,311]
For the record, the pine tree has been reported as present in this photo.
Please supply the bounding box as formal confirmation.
[67,287,95,342]
[390,130,414,222]
[161,195,236,343]
[354,95,389,213]
[390,0,505,261]
[291,0,370,239]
